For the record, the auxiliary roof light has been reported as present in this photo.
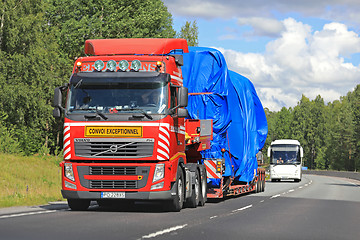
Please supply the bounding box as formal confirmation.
[119,60,129,71]
[106,60,117,72]
[131,60,141,71]
[76,61,82,69]
[94,60,104,72]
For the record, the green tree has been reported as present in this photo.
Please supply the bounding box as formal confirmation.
[326,98,354,171]
[290,95,311,168]
[311,95,326,169]
[0,0,178,155]
[47,0,176,59]
[178,20,199,46]
[0,0,67,154]
[350,85,360,171]
[273,107,292,140]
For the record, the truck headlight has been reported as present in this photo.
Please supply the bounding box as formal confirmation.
[64,163,75,182]
[153,164,165,183]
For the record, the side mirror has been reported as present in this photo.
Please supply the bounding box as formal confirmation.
[267,147,271,158]
[178,87,188,108]
[170,54,184,66]
[300,147,304,158]
[53,87,64,119]
[53,87,62,108]
[177,108,188,118]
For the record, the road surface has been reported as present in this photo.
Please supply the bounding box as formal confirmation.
[0,174,359,240]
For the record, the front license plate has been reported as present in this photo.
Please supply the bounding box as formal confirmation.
[101,192,125,199]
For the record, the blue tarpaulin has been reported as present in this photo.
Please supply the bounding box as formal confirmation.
[182,47,268,185]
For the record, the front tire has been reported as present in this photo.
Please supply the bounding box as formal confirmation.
[168,167,185,212]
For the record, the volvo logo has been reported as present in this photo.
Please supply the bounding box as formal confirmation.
[109,145,118,153]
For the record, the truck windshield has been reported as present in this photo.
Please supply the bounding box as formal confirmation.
[66,81,168,115]
[270,144,301,165]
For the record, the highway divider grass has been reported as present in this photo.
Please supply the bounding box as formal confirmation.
[0,153,64,208]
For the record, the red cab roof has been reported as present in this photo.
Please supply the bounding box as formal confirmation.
[84,38,189,55]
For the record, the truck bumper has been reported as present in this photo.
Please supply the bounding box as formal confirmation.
[61,190,174,200]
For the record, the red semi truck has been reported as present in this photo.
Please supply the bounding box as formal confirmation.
[53,38,266,211]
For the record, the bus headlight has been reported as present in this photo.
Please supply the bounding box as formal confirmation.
[153,164,165,183]
[64,163,75,182]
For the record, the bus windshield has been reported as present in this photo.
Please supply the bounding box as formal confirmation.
[270,144,301,165]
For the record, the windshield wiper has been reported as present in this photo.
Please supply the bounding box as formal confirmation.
[74,79,83,88]
[84,110,108,120]
[118,108,153,120]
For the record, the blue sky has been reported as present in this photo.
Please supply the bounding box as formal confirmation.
[163,0,360,111]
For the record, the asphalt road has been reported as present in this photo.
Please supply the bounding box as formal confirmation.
[0,175,359,240]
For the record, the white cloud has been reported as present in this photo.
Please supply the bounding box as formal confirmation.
[163,0,360,26]
[237,17,285,38]
[218,18,360,111]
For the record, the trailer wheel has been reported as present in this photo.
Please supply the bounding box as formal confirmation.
[168,168,184,212]
[68,199,90,211]
[261,177,265,192]
[185,170,200,208]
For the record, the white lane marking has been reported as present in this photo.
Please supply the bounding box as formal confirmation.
[232,204,253,213]
[0,210,56,219]
[210,216,218,219]
[270,194,281,199]
[288,189,295,193]
[260,200,265,203]
[299,186,303,189]
[305,184,309,187]
[142,224,188,239]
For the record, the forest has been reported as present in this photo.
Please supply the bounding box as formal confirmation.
[264,89,360,171]
[0,0,358,171]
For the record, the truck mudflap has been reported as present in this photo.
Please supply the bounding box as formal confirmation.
[61,189,174,200]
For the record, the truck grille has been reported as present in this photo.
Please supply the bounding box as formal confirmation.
[90,180,137,189]
[90,166,136,175]
[74,138,154,158]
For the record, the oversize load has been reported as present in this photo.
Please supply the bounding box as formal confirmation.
[85,126,142,137]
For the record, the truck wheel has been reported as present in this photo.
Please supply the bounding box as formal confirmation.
[185,170,200,208]
[68,199,90,211]
[168,168,184,212]
[198,169,207,206]
[255,179,259,193]
[261,177,265,192]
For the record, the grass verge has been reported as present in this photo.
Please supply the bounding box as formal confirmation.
[0,153,64,208]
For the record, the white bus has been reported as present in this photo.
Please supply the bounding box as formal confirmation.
[267,139,303,182]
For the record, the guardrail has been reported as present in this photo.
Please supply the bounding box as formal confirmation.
[304,170,360,181]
